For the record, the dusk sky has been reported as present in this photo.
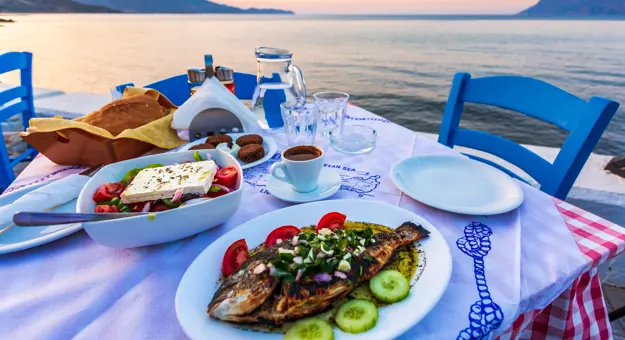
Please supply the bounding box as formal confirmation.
[220,0,538,14]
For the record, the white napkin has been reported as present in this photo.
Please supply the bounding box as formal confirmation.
[0,175,90,226]
[170,77,261,138]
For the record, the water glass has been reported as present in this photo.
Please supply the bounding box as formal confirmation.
[280,102,319,147]
[313,92,350,136]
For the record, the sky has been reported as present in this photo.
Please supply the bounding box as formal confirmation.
[220,0,538,14]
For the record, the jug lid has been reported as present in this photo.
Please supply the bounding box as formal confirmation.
[255,47,292,60]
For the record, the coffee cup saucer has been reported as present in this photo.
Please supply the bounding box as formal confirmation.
[266,168,341,203]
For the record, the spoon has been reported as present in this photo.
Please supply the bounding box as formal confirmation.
[13,211,148,227]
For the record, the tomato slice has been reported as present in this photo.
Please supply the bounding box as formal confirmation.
[205,189,228,199]
[222,239,248,277]
[214,166,238,190]
[93,182,125,203]
[94,205,120,213]
[316,212,347,232]
[265,225,301,248]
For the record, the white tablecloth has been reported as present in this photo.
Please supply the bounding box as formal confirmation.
[0,106,589,340]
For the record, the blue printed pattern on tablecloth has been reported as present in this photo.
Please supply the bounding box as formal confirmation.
[243,156,382,198]
[456,222,504,340]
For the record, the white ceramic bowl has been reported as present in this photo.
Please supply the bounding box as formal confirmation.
[76,150,243,248]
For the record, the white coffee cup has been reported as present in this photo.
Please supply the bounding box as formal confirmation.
[270,145,324,193]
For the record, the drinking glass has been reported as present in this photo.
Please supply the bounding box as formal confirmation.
[280,102,319,147]
[313,92,350,136]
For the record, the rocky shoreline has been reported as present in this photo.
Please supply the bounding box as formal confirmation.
[0,18,15,23]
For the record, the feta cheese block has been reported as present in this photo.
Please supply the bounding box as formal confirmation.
[120,160,218,204]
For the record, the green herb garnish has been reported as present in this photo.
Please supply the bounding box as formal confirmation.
[268,227,375,281]
[148,213,156,221]
[193,151,202,162]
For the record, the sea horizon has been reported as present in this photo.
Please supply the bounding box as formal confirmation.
[1,14,624,155]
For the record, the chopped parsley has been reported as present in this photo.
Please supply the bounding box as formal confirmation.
[268,227,375,281]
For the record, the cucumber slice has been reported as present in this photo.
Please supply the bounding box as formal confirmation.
[335,299,378,334]
[285,318,334,340]
[369,270,410,303]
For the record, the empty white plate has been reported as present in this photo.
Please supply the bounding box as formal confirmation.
[391,155,524,215]
[0,182,82,255]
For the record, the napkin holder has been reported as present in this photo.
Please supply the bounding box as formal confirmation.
[171,77,261,141]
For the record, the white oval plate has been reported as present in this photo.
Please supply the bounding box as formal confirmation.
[179,133,278,170]
[0,182,82,255]
[176,199,452,340]
[391,155,524,215]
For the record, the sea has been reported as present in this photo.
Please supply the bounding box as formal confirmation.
[1,14,624,155]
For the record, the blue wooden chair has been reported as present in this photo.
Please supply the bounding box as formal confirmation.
[439,72,620,200]
[0,52,38,191]
[115,72,287,128]
[115,72,258,106]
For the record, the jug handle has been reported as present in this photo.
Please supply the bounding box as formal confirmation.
[288,64,307,106]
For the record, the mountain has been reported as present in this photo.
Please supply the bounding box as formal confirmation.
[519,0,625,16]
[0,0,119,13]
[74,0,294,14]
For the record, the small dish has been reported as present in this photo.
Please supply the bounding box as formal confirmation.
[329,125,377,154]
[266,168,341,203]
[76,150,243,248]
[179,133,278,170]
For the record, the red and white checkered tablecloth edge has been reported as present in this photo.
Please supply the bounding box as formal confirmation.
[497,199,625,339]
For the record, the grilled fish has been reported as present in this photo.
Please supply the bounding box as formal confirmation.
[207,222,429,325]
[207,246,281,320]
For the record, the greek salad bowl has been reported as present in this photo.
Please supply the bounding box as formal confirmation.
[76,150,243,248]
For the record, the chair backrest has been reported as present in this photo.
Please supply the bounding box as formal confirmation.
[115,72,258,106]
[0,52,37,190]
[438,72,620,199]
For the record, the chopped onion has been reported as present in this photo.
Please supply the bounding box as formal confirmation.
[317,251,327,259]
[141,202,151,213]
[253,263,266,275]
[276,239,283,245]
[320,244,334,256]
[318,228,333,236]
[343,253,352,260]
[269,267,277,276]
[293,256,303,264]
[172,189,184,202]
[212,184,231,193]
[204,152,212,160]
[295,269,304,281]
[291,235,299,246]
[313,273,332,283]
[334,271,347,279]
